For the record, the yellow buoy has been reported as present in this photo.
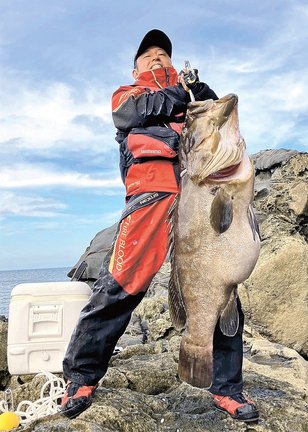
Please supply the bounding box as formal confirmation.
[0,412,20,431]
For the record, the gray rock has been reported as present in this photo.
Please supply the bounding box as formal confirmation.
[68,223,118,285]
[117,313,145,348]
[251,148,299,171]
[239,237,308,356]
[239,152,308,356]
[19,357,308,431]
[0,319,9,390]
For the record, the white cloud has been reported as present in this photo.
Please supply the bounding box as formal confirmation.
[0,163,123,189]
[0,78,115,155]
[0,191,67,217]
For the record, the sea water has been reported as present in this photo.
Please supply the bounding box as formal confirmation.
[0,267,70,317]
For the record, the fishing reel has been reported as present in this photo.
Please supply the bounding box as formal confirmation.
[183,60,197,101]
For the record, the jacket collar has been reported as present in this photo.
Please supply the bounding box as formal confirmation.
[133,67,178,89]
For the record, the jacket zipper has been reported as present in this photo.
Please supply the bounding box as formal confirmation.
[164,68,170,128]
[165,67,170,86]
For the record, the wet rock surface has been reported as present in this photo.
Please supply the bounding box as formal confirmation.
[7,338,307,431]
[0,150,307,431]
[0,316,9,390]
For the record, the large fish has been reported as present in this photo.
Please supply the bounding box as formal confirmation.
[169,94,261,388]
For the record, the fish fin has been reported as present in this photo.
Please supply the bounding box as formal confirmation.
[210,188,233,233]
[247,205,261,241]
[167,195,187,331]
[219,288,239,337]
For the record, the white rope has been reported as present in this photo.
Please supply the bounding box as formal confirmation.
[0,371,66,426]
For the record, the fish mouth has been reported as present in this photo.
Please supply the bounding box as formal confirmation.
[187,94,238,121]
[185,94,245,184]
[198,150,252,184]
[207,162,241,179]
[192,136,245,184]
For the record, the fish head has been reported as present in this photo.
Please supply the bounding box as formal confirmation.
[180,94,245,185]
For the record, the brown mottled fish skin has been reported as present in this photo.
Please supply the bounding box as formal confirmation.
[171,94,261,389]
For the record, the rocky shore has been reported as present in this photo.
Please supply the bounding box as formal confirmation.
[0,149,307,431]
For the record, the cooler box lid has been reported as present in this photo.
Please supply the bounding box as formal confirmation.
[10,281,92,297]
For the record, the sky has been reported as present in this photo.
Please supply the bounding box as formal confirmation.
[0,0,307,271]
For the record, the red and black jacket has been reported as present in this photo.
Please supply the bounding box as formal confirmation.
[112,66,218,196]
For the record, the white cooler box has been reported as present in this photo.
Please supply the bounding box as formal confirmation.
[7,281,91,375]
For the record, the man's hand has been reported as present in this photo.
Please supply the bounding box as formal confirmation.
[178,68,200,92]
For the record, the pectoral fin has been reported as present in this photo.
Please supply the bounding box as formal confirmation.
[247,204,261,241]
[210,188,233,233]
[219,288,239,337]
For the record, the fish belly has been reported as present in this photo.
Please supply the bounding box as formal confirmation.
[174,180,260,388]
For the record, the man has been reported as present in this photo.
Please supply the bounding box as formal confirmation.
[61,29,259,423]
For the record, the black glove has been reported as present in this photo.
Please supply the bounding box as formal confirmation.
[182,69,199,90]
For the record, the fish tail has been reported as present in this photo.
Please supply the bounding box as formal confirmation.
[178,337,212,388]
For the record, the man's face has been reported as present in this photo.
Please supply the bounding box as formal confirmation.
[132,46,172,79]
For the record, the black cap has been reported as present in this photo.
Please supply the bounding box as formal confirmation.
[134,29,172,64]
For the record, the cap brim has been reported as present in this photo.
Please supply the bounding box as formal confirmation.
[134,29,172,63]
